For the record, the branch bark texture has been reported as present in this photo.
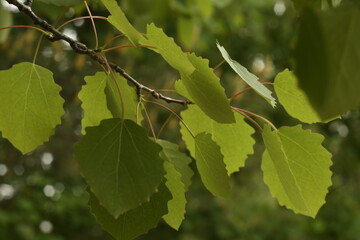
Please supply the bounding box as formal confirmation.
[5,0,191,105]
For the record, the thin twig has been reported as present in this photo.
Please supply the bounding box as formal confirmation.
[231,82,274,101]
[5,0,191,106]
[145,100,195,138]
[232,108,263,131]
[142,103,157,142]
[57,16,107,31]
[84,0,98,49]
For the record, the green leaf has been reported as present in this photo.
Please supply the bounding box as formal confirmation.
[89,182,171,240]
[79,72,112,134]
[217,42,276,107]
[174,80,192,101]
[38,0,82,6]
[163,161,187,230]
[158,140,193,190]
[261,124,332,218]
[0,62,64,153]
[158,140,193,230]
[75,119,165,218]
[101,0,145,46]
[180,53,235,123]
[142,23,195,75]
[181,105,255,175]
[195,133,231,198]
[274,69,335,124]
[104,72,141,122]
[0,4,12,43]
[294,5,360,120]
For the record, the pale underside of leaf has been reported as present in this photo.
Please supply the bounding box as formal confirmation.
[0,62,64,153]
[217,42,276,107]
[261,124,332,217]
[75,119,165,218]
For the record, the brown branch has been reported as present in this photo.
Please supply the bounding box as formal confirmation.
[5,0,192,106]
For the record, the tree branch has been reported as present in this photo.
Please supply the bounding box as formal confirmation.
[5,0,192,106]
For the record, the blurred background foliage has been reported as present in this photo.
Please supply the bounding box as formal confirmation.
[0,0,359,239]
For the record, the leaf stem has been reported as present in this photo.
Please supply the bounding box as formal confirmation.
[231,106,277,131]
[33,6,68,64]
[231,82,274,101]
[145,100,195,138]
[84,0,98,49]
[233,109,263,131]
[142,102,157,142]
[213,59,226,70]
[0,25,48,35]
[56,16,108,31]
[102,44,156,53]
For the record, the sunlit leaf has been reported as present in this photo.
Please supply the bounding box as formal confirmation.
[195,133,231,198]
[274,69,335,123]
[181,105,255,175]
[79,72,112,134]
[75,119,165,218]
[0,62,64,153]
[104,72,141,122]
[101,0,145,46]
[142,23,195,75]
[217,42,276,107]
[294,5,360,119]
[261,124,332,218]
[89,183,171,240]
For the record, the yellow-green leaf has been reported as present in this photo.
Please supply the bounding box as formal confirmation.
[79,72,112,134]
[0,62,64,153]
[261,124,332,218]
[101,0,145,46]
[181,105,255,175]
[274,69,335,124]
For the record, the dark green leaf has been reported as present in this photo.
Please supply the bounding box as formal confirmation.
[75,119,165,218]
[294,5,360,119]
[89,183,171,240]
